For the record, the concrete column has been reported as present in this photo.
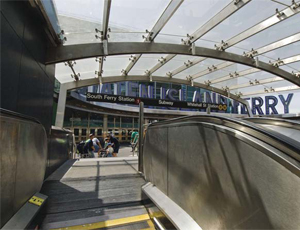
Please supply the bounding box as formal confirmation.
[103,114,108,135]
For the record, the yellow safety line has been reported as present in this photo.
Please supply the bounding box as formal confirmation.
[51,214,150,230]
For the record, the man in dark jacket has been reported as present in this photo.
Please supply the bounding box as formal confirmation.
[107,133,120,157]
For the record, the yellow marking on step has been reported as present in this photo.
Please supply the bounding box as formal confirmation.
[51,214,150,230]
[28,196,44,206]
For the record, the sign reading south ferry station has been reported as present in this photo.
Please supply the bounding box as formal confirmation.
[86,92,228,111]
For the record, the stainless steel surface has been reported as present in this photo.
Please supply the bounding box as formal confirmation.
[123,0,183,75]
[2,192,48,230]
[211,54,300,85]
[55,83,67,128]
[102,0,112,41]
[45,42,300,87]
[45,126,74,178]
[244,117,300,143]
[0,109,48,227]
[143,117,300,229]
[142,182,202,230]
[261,125,300,143]
[138,102,144,172]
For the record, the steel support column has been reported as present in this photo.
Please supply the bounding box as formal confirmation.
[138,102,144,172]
[55,84,67,128]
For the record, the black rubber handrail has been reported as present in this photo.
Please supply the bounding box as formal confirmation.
[149,115,300,162]
[0,108,42,125]
[244,117,300,131]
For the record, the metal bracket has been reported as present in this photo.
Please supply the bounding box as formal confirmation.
[149,75,153,82]
[158,57,167,64]
[292,71,300,78]
[234,0,242,5]
[276,8,285,18]
[129,55,137,63]
[208,65,217,72]
[95,28,111,40]
[142,29,154,42]
[166,72,173,78]
[292,0,300,9]
[186,76,194,86]
[204,80,211,86]
[184,60,193,67]
[121,69,128,76]
[181,34,193,46]
[236,92,243,98]
[215,40,228,51]
[95,57,106,63]
[270,58,284,67]
[244,48,258,58]
[57,30,67,43]
[65,61,80,81]
[145,70,151,77]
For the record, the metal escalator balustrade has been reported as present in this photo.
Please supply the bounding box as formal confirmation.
[0,109,48,228]
[143,115,300,229]
[149,115,300,162]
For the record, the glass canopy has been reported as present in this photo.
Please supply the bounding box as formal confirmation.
[50,0,300,100]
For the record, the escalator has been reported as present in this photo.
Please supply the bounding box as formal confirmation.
[3,113,300,229]
[143,115,300,229]
[244,117,300,143]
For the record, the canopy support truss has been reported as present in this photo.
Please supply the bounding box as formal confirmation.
[145,0,252,76]
[121,0,183,76]
[46,42,300,86]
[169,3,300,77]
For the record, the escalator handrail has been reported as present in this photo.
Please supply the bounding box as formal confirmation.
[243,117,300,130]
[0,108,42,125]
[148,115,300,162]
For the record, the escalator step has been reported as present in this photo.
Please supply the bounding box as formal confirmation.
[50,214,155,230]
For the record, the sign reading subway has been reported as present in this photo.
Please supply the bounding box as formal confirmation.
[86,92,228,112]
[85,82,296,115]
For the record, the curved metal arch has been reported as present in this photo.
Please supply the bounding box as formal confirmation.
[47,42,300,86]
[55,75,253,128]
[63,75,246,104]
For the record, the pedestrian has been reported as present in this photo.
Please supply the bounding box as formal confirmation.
[106,143,114,157]
[130,130,138,152]
[107,133,120,157]
[84,134,95,158]
[92,134,102,157]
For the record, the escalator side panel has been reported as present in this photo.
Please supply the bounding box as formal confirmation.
[143,122,300,229]
[0,114,48,227]
[143,127,168,194]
